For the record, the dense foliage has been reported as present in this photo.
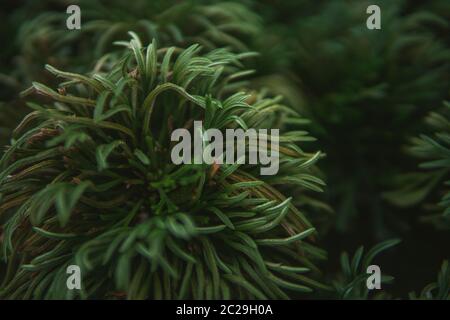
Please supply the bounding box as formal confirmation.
[254,0,450,236]
[0,0,449,299]
[0,34,328,299]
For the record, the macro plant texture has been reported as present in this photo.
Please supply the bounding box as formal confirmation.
[1,0,260,151]
[6,0,260,92]
[0,0,449,300]
[0,35,327,299]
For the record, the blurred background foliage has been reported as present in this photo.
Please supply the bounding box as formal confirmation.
[0,0,449,299]
[249,0,450,298]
